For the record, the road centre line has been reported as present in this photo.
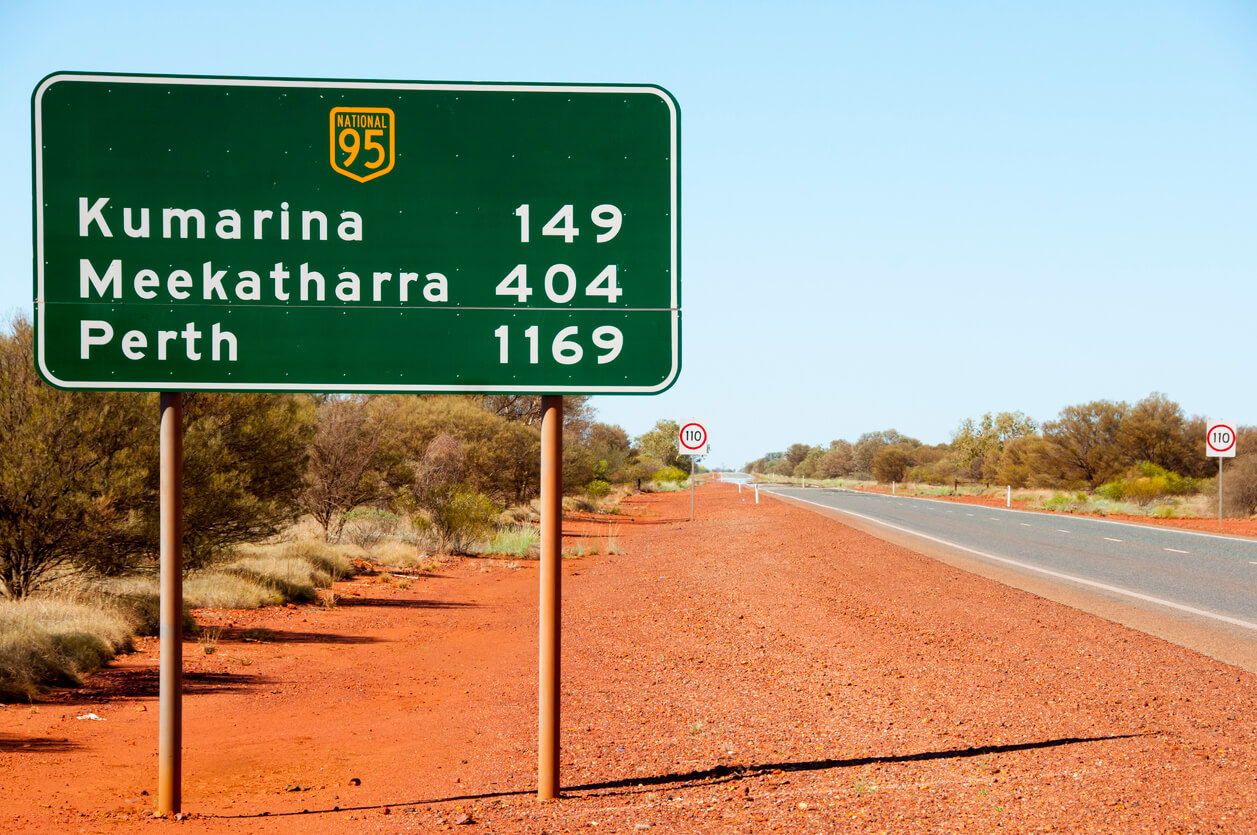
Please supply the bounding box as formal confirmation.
[1165,548,1190,554]
[1055,529,1071,534]
[775,492,1257,634]
[1104,537,1123,543]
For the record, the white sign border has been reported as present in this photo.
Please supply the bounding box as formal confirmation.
[32,72,680,394]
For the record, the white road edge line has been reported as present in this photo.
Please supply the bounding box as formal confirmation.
[776,492,1257,634]
[1165,548,1189,555]
[1104,537,1123,543]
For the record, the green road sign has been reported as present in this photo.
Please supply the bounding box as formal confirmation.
[32,73,680,393]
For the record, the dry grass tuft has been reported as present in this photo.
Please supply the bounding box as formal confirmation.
[0,596,136,701]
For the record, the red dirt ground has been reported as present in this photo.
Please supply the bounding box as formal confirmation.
[2,483,1256,833]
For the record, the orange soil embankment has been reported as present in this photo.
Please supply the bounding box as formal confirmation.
[2,483,1255,833]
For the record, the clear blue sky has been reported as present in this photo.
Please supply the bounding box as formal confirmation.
[4,1,1255,469]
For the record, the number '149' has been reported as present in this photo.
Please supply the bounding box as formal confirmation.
[494,325,623,365]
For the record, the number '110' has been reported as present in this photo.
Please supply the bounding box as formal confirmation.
[494,325,623,365]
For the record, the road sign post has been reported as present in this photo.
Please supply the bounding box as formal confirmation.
[538,396,562,800]
[157,393,182,816]
[34,72,680,810]
[1207,421,1237,530]
[677,420,708,521]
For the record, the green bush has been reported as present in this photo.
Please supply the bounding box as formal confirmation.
[339,507,400,551]
[585,479,612,499]
[652,466,688,484]
[483,524,539,557]
[1097,462,1197,506]
[422,488,501,554]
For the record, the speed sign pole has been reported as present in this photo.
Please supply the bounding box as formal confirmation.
[1206,421,1237,531]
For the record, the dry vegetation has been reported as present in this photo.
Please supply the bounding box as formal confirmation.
[2,314,673,699]
[748,394,1257,520]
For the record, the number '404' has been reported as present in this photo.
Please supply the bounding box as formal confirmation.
[496,264,621,304]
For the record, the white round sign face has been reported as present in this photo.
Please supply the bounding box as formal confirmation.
[1207,421,1237,458]
[678,420,709,455]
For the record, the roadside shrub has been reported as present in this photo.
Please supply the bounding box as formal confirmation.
[420,489,501,554]
[585,479,612,499]
[95,575,197,636]
[1038,492,1088,513]
[339,507,400,551]
[366,541,422,567]
[1097,462,1197,506]
[0,597,135,701]
[273,541,355,581]
[652,466,688,484]
[483,524,540,558]
[1223,454,1257,516]
[184,570,283,609]
[220,556,331,603]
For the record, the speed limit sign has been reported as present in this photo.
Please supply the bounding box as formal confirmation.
[678,420,709,456]
[1207,421,1237,458]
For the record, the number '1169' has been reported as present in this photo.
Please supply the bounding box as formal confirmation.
[494,325,623,365]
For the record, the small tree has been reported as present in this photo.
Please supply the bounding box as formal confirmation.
[872,445,912,483]
[636,419,682,470]
[412,433,499,553]
[300,396,405,540]
[953,411,1038,481]
[1041,400,1127,488]
[89,391,316,571]
[0,320,148,596]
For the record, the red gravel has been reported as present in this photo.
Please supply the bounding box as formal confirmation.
[2,483,1256,833]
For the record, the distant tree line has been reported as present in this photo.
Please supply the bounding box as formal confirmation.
[746,393,1257,514]
[0,317,684,598]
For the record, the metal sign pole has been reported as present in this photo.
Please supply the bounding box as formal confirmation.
[690,456,695,522]
[538,396,563,800]
[1219,457,1223,531]
[158,393,184,815]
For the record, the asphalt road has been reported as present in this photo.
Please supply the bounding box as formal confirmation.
[760,485,1257,670]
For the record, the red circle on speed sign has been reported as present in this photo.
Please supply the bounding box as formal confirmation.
[679,422,707,452]
[1208,423,1236,454]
